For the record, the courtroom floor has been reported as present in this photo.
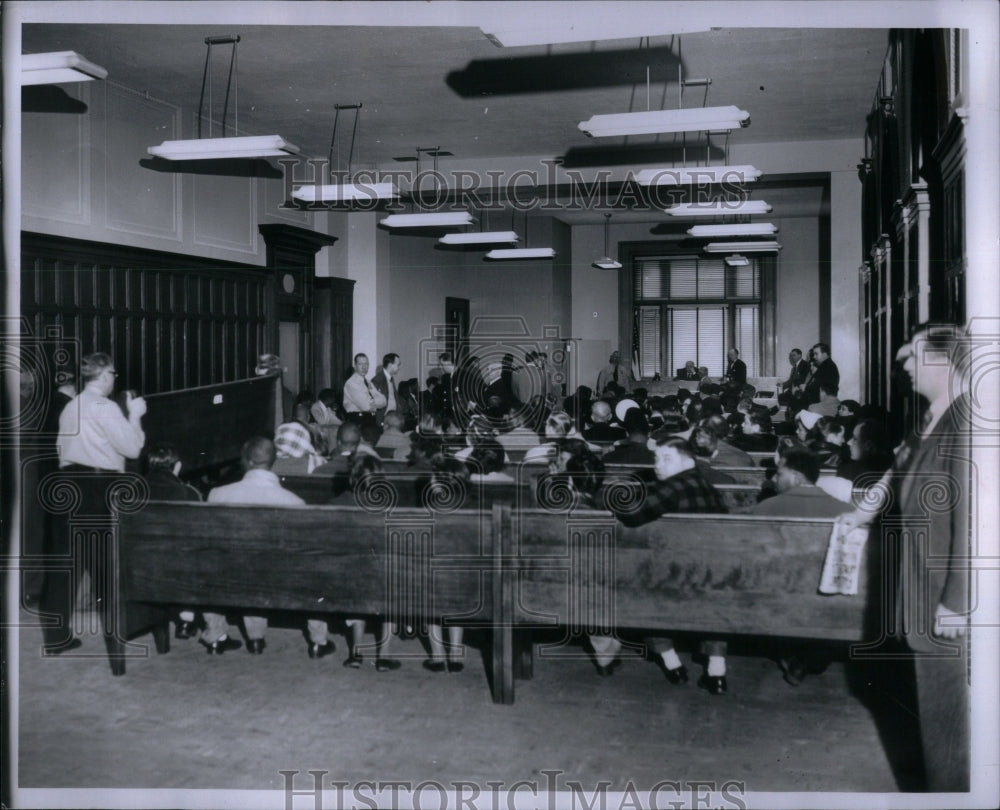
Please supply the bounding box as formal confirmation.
[14,606,923,802]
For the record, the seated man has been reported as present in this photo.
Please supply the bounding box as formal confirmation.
[807,382,841,417]
[590,437,731,694]
[701,414,755,467]
[751,446,852,685]
[731,406,779,453]
[207,437,334,659]
[143,442,205,641]
[375,410,411,461]
[674,360,701,381]
[602,407,654,465]
[686,425,737,485]
[582,400,627,443]
[496,406,542,452]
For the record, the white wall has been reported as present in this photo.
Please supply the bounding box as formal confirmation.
[21,81,318,265]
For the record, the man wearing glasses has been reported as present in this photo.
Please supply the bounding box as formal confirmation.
[44,352,147,654]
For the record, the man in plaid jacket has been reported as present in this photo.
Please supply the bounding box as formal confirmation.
[591,436,732,694]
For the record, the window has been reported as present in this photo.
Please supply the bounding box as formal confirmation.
[632,256,761,378]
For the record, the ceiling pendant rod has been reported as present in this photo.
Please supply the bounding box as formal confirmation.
[197,35,241,140]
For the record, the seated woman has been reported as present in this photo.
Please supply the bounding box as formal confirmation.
[466,440,515,483]
[333,454,401,672]
[811,416,849,468]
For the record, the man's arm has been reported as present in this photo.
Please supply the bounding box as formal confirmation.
[613,479,672,527]
[97,397,146,459]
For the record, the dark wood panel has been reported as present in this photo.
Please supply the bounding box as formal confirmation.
[20,232,270,397]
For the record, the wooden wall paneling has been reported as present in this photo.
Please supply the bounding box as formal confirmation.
[21,233,271,397]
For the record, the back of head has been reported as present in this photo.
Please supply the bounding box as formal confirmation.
[383,410,404,430]
[702,413,730,440]
[147,442,180,472]
[688,425,719,458]
[317,388,336,406]
[80,352,113,384]
[545,410,573,438]
[655,413,690,435]
[348,453,383,491]
[468,440,506,474]
[242,436,276,470]
[685,398,705,424]
[293,402,312,423]
[566,450,605,497]
[336,422,362,453]
[776,435,808,461]
[360,422,381,446]
[653,434,696,461]
[701,396,723,418]
[780,446,821,484]
[590,400,613,424]
[622,407,649,436]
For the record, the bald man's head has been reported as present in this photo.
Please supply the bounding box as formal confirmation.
[590,400,613,424]
[242,436,276,471]
[336,422,362,454]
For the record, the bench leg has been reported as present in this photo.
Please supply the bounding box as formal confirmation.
[152,619,171,655]
[104,633,126,676]
[490,625,515,705]
[515,630,534,680]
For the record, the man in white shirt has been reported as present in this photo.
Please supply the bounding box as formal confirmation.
[46,352,147,654]
[343,353,386,436]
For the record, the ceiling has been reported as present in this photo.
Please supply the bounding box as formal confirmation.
[22,18,888,225]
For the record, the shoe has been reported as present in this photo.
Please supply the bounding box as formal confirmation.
[343,654,364,669]
[779,656,808,687]
[43,638,83,656]
[200,636,242,655]
[697,673,728,695]
[308,640,336,659]
[594,658,622,677]
[175,620,198,640]
[447,661,464,673]
[662,663,689,685]
[375,658,402,672]
[423,660,447,673]
[247,639,266,655]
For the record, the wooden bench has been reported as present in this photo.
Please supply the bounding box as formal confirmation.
[115,501,518,703]
[112,501,873,704]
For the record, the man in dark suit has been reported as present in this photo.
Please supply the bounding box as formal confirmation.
[371,352,401,425]
[724,348,747,388]
[674,360,701,381]
[778,348,811,405]
[804,342,839,406]
[839,322,971,791]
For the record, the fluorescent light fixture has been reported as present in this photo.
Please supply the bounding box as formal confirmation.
[292,182,399,203]
[664,200,772,216]
[21,51,108,85]
[704,240,782,253]
[148,135,299,161]
[688,223,778,237]
[579,106,749,138]
[636,165,762,186]
[439,231,519,245]
[725,254,750,267]
[381,212,474,228]
[485,248,556,260]
[481,24,710,48]
[593,213,622,270]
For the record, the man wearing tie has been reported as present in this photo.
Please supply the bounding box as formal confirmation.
[596,350,631,395]
[725,348,748,388]
[343,353,386,436]
[372,352,401,425]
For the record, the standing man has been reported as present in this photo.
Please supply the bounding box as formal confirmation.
[838,322,971,791]
[343,353,386,437]
[596,350,632,396]
[804,343,840,406]
[371,353,401,426]
[47,352,147,653]
[725,348,748,388]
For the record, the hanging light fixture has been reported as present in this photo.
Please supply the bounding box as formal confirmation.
[703,240,781,253]
[724,254,750,267]
[637,165,762,187]
[486,213,554,260]
[147,36,298,161]
[592,213,623,270]
[687,223,778,237]
[291,104,398,203]
[579,105,749,138]
[381,146,470,229]
[21,51,107,85]
[664,199,771,216]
